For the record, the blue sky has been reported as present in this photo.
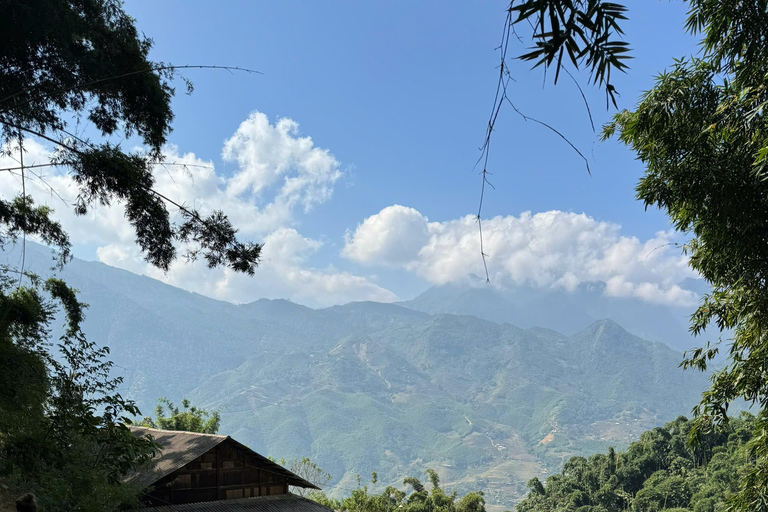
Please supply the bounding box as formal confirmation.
[125,0,695,232]
[1,1,705,307]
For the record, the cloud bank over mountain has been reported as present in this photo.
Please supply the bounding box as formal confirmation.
[1,116,697,309]
[0,114,394,307]
[343,205,697,306]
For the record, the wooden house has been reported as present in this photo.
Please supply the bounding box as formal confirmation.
[126,426,330,511]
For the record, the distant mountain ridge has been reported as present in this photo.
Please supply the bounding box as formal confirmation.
[1,243,710,509]
[398,279,703,351]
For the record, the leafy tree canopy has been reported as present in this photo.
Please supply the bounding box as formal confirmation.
[0,0,261,508]
[137,397,221,435]
[516,414,755,512]
[0,272,159,511]
[509,1,768,509]
[0,0,261,273]
[509,0,631,107]
[310,468,486,512]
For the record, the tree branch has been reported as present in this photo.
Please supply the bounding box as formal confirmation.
[0,65,263,112]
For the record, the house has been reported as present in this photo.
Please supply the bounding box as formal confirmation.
[127,426,331,511]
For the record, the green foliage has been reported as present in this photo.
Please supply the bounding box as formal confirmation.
[0,0,261,274]
[0,0,172,150]
[598,2,768,509]
[516,415,755,512]
[508,0,631,106]
[509,0,768,509]
[308,469,485,512]
[138,397,221,434]
[0,196,70,267]
[0,0,262,508]
[0,272,159,510]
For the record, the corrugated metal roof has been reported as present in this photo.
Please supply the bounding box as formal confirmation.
[125,427,318,491]
[137,493,333,512]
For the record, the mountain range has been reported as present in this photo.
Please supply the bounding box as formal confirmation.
[2,243,712,509]
[399,277,705,352]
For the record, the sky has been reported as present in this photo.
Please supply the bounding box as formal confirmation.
[0,1,705,308]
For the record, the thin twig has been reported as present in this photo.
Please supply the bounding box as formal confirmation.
[474,8,596,282]
[474,9,514,283]
[503,95,592,175]
[0,161,213,173]
[0,120,238,257]
[5,168,69,206]
[562,66,595,133]
[57,126,94,149]
[0,64,263,111]
[17,125,26,288]
[644,242,682,260]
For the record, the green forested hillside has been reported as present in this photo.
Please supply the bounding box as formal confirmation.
[196,316,707,506]
[517,414,756,512]
[3,243,711,509]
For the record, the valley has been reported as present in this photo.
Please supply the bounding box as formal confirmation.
[7,243,709,509]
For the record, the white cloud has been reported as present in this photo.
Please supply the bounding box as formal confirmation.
[222,113,341,213]
[95,228,396,308]
[0,114,393,308]
[343,206,698,306]
[0,119,699,309]
[342,205,430,265]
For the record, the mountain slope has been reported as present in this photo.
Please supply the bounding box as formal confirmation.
[2,243,710,508]
[399,281,700,351]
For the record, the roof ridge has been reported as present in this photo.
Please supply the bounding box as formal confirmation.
[128,425,228,439]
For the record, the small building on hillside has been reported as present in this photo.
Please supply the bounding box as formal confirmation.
[127,426,330,511]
